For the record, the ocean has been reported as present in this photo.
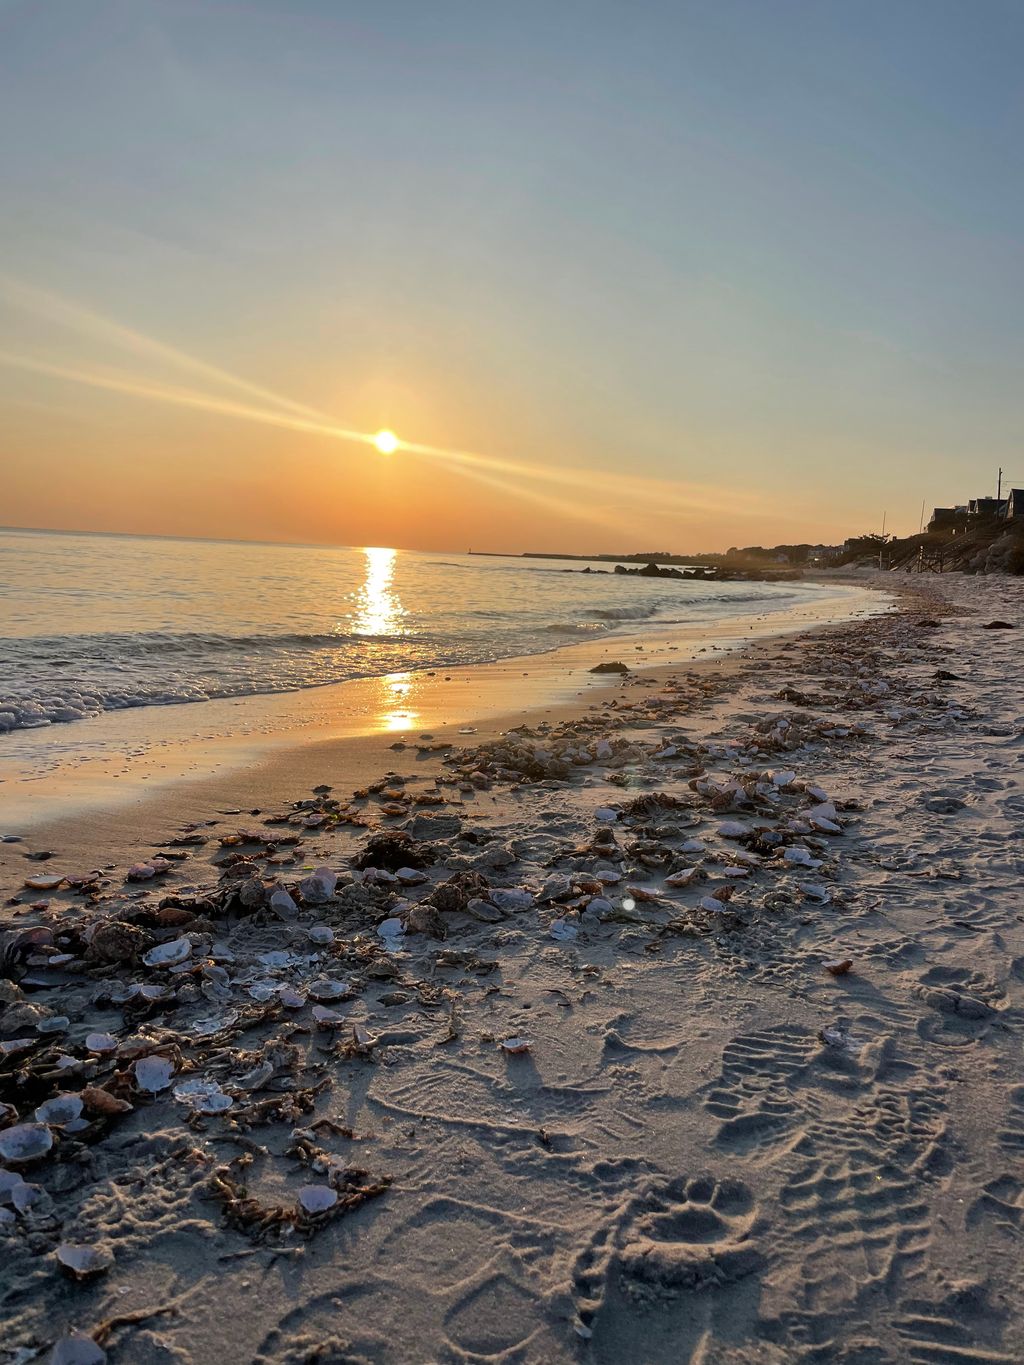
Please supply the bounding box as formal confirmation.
[1,528,849,735]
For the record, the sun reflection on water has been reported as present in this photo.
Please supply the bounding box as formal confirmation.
[352,546,404,638]
[378,672,419,731]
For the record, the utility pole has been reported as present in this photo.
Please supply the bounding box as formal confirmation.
[919,499,925,534]
[998,466,1003,500]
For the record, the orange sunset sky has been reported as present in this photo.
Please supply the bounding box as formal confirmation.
[2,1,1021,554]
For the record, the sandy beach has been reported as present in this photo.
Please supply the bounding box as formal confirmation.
[2,568,1024,1364]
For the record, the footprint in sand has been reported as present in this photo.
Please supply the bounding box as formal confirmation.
[967,1173,1024,1233]
[572,1173,765,1343]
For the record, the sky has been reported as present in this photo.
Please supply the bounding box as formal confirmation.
[1,0,1022,554]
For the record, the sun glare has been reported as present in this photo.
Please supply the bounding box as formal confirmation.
[374,428,399,455]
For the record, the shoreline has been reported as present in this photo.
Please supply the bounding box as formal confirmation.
[2,569,1023,1362]
[0,578,885,882]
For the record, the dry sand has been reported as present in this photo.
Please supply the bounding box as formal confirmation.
[2,571,1023,1364]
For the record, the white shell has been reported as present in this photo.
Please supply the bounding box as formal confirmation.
[312,1005,344,1028]
[35,1094,85,1128]
[172,1078,233,1114]
[0,1170,27,1203]
[395,867,428,885]
[307,924,335,945]
[717,821,748,838]
[0,1122,53,1164]
[142,936,192,968]
[500,1037,531,1054]
[36,1016,70,1035]
[490,888,534,912]
[665,867,699,886]
[23,875,64,891]
[308,978,349,1002]
[549,918,578,942]
[56,1242,113,1277]
[50,1332,108,1364]
[269,887,299,919]
[85,1032,119,1054]
[133,1055,174,1093]
[594,807,619,823]
[297,1184,338,1214]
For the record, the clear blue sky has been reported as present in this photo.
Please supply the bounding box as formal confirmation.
[2,0,1022,550]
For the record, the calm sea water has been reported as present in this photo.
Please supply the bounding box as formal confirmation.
[1,529,837,734]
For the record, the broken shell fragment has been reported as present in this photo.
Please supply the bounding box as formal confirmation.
[500,1037,531,1054]
[50,1333,107,1365]
[173,1078,233,1114]
[0,1122,53,1165]
[308,978,349,1002]
[23,875,64,891]
[34,1094,86,1130]
[56,1242,114,1279]
[297,1184,338,1214]
[311,1005,345,1029]
[825,958,853,976]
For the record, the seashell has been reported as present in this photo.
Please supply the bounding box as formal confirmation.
[11,1179,41,1211]
[36,1015,70,1035]
[825,958,853,976]
[500,1037,531,1054]
[583,897,614,916]
[35,1094,85,1129]
[716,822,748,839]
[189,1011,238,1036]
[803,883,831,905]
[625,886,664,904]
[142,936,192,968]
[698,895,733,914]
[296,1184,338,1214]
[85,1032,119,1055]
[782,847,822,868]
[133,1055,174,1093]
[307,924,335,945]
[80,1087,132,1117]
[549,918,578,942]
[257,950,295,969]
[308,978,349,1002]
[490,888,533,912]
[56,1242,113,1279]
[299,867,337,904]
[377,916,405,940]
[352,1024,374,1048]
[173,1078,233,1114]
[311,1005,345,1029]
[679,838,706,854]
[395,867,428,885]
[277,987,306,1009]
[665,867,699,887]
[50,1332,107,1364]
[0,1170,27,1203]
[236,1060,274,1091]
[593,807,619,823]
[0,1038,36,1058]
[23,875,64,891]
[269,887,299,919]
[248,980,279,1002]
[595,869,621,885]
[0,1122,53,1164]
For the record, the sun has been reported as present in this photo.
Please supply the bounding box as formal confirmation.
[373,429,399,455]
